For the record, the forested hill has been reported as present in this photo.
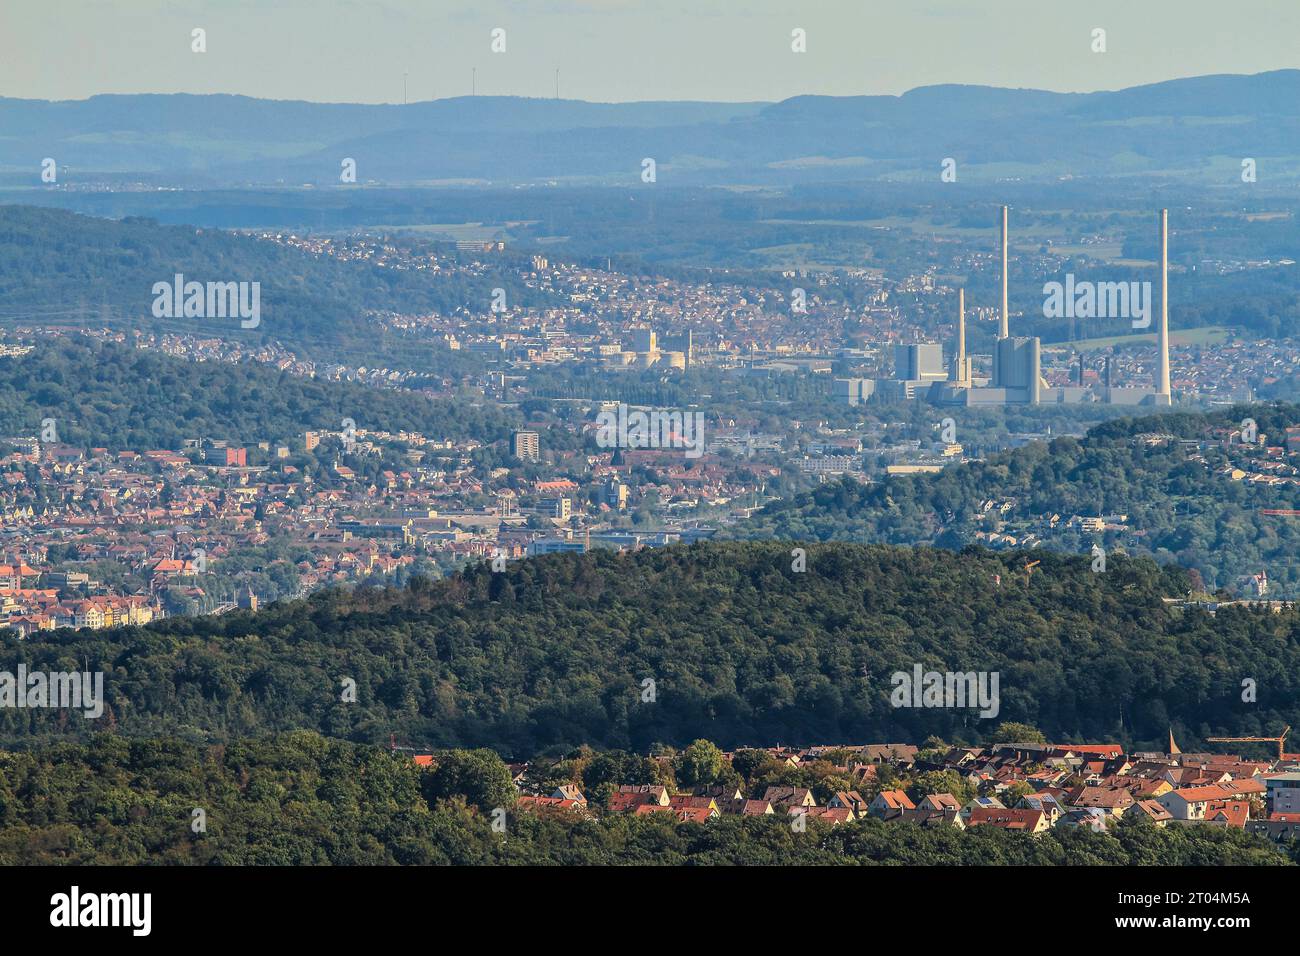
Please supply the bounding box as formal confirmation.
[0,204,553,360]
[0,335,518,449]
[4,541,1298,758]
[737,404,1300,596]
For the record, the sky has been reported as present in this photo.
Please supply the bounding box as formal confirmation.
[2,0,1299,104]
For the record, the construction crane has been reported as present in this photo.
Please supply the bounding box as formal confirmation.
[1207,725,1291,763]
[1022,559,1041,584]
[1260,510,1300,517]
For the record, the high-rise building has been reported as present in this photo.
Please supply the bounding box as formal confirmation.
[511,431,540,461]
[605,478,628,511]
[540,496,571,520]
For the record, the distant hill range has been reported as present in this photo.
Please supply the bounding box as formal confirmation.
[0,204,554,359]
[3,71,1300,186]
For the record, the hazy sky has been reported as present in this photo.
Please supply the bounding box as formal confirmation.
[3,0,1299,104]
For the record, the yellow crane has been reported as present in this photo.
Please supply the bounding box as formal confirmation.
[1207,725,1291,763]
[1022,559,1041,584]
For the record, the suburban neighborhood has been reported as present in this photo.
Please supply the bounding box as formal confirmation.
[497,734,1300,842]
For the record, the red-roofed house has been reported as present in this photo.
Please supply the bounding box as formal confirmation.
[868,789,916,819]
[674,806,718,823]
[1070,785,1136,816]
[1204,800,1250,828]
[608,785,670,813]
[965,808,1050,834]
[801,806,854,825]
[517,795,588,816]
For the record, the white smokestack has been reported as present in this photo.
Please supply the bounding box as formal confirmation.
[1157,208,1171,398]
[953,288,967,384]
[1000,205,1009,339]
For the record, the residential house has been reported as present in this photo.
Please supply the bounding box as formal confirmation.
[869,789,915,820]
[1069,786,1135,816]
[669,795,719,815]
[763,786,817,809]
[801,806,854,825]
[960,796,1005,821]
[551,785,587,807]
[517,795,588,816]
[965,808,1050,835]
[1132,800,1174,827]
[1158,780,1263,822]
[1058,807,1111,832]
[827,790,869,818]
[917,793,962,814]
[608,784,671,812]
[1017,793,1065,825]
[899,806,966,829]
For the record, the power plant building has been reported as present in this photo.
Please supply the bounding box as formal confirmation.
[629,329,657,353]
[832,377,876,406]
[837,206,1176,409]
[894,343,947,382]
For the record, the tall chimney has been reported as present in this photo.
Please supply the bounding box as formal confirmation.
[999,205,1009,339]
[1157,208,1171,399]
[954,288,967,384]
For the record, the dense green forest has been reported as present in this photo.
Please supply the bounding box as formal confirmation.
[0,204,556,361]
[0,732,1288,865]
[0,336,518,449]
[3,541,1297,757]
[738,404,1300,595]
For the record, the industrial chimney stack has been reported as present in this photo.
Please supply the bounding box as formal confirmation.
[952,288,968,384]
[999,205,1009,339]
[1157,208,1172,401]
